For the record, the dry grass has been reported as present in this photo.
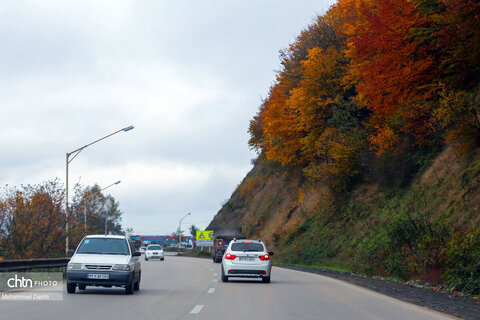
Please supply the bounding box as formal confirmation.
[419,146,461,186]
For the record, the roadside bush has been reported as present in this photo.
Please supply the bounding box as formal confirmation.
[444,231,480,294]
[383,211,450,282]
[358,231,388,275]
[384,214,420,278]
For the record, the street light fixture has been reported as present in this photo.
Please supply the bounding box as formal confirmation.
[65,126,134,253]
[178,213,191,247]
[83,180,121,232]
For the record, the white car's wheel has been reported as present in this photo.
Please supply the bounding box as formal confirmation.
[134,272,140,291]
[221,267,228,282]
[125,275,134,295]
[67,283,76,294]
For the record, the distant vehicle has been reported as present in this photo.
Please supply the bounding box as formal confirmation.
[212,225,243,263]
[221,239,273,283]
[145,244,164,261]
[139,246,147,254]
[66,235,142,295]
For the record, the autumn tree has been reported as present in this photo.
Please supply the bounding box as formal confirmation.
[71,184,124,237]
[0,180,66,259]
[0,181,125,259]
[251,12,357,167]
[416,0,480,151]
[340,0,444,153]
[432,0,480,89]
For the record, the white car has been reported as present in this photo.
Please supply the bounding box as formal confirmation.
[221,239,273,283]
[145,244,164,261]
[66,235,141,295]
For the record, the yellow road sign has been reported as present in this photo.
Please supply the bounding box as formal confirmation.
[196,230,213,240]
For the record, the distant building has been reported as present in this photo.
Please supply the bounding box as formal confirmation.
[130,235,193,247]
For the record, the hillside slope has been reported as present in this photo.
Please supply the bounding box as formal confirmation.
[208,146,480,293]
[209,0,480,294]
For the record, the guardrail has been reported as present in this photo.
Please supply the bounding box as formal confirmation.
[0,258,70,272]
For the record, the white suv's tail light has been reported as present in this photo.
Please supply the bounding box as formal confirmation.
[224,253,237,260]
[259,254,270,261]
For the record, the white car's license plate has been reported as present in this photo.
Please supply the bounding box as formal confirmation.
[239,257,255,261]
[86,273,109,279]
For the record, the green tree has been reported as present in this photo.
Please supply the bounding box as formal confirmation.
[189,225,198,247]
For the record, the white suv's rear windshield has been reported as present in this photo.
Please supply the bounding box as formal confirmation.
[231,243,264,252]
[77,238,129,255]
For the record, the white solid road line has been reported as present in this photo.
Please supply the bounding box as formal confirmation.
[207,288,215,294]
[190,305,204,314]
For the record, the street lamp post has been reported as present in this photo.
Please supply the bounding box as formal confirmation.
[65,126,134,254]
[178,213,191,246]
[83,180,121,232]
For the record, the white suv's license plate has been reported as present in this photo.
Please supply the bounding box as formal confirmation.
[239,257,255,262]
[86,273,109,279]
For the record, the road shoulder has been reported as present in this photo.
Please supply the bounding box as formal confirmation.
[276,265,480,320]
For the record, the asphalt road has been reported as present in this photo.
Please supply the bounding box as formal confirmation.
[3,255,457,320]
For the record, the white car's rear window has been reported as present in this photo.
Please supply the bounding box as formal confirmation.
[231,243,264,252]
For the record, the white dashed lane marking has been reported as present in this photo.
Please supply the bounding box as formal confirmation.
[207,288,215,294]
[212,279,218,282]
[190,305,204,314]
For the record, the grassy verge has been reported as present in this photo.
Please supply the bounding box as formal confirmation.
[273,262,353,274]
[179,248,212,259]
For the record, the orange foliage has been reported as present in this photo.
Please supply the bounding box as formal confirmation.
[369,125,399,155]
[342,0,441,152]
[0,181,66,259]
[249,0,480,182]
[262,77,305,165]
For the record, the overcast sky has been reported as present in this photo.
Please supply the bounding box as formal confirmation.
[0,0,335,235]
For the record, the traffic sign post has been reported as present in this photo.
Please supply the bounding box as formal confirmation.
[196,230,213,247]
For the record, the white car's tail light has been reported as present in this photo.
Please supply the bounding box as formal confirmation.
[224,253,237,260]
[259,254,270,261]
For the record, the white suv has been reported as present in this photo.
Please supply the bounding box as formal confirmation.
[221,239,273,283]
[66,235,141,295]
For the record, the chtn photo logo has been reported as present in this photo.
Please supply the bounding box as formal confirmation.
[4,274,59,289]
[7,275,33,288]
